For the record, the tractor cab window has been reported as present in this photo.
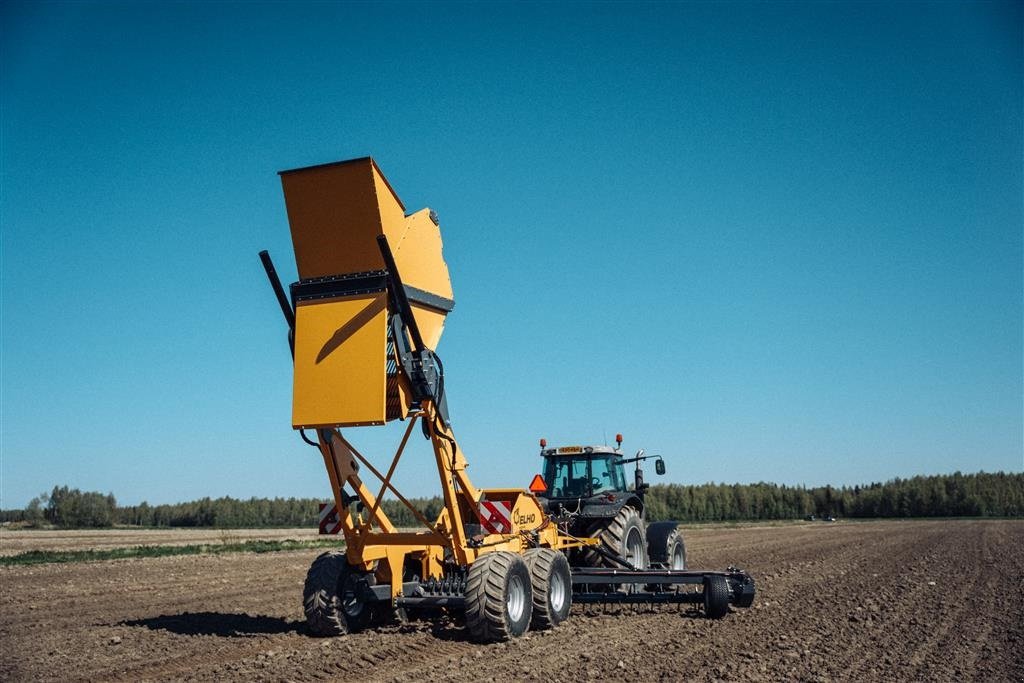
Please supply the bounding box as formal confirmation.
[590,455,626,494]
[544,454,626,498]
[545,457,591,498]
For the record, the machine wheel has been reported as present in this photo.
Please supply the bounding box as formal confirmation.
[465,551,533,642]
[523,548,572,630]
[303,551,348,636]
[647,521,687,569]
[703,574,730,619]
[583,506,649,569]
[336,562,375,632]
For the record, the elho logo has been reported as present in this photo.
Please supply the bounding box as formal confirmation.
[513,510,537,527]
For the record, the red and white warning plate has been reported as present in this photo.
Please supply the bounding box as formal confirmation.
[478,500,512,534]
[318,503,342,535]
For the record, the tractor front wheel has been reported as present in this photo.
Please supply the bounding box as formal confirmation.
[647,521,687,570]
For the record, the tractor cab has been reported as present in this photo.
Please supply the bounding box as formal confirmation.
[541,446,629,499]
[535,435,666,507]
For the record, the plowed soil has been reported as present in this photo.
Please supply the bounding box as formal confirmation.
[1,520,1021,681]
[0,528,318,556]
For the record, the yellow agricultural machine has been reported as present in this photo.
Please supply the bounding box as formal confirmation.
[258,157,754,641]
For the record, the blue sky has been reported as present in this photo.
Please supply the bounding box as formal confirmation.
[2,1,1021,508]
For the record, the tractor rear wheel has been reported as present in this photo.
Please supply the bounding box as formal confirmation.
[647,522,687,569]
[465,552,533,642]
[583,506,649,569]
[524,548,572,630]
[703,574,730,619]
[303,551,348,636]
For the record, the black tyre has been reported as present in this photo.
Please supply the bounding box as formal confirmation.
[336,562,375,632]
[582,506,649,569]
[647,521,687,570]
[302,551,347,636]
[464,552,533,642]
[523,548,572,630]
[703,574,730,619]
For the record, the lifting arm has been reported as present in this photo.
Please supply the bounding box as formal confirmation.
[375,235,450,427]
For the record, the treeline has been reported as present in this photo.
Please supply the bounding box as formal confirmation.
[644,471,1024,521]
[1,486,445,529]
[2,472,1021,529]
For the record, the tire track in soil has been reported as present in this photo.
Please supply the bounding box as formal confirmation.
[812,524,958,680]
[895,522,1024,682]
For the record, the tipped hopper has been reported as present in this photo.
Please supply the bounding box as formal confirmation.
[279,157,454,429]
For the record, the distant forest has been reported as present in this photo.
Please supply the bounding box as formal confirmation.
[2,471,1021,529]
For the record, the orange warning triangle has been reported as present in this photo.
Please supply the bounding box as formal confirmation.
[528,474,547,494]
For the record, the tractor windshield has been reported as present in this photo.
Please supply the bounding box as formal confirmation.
[543,454,626,498]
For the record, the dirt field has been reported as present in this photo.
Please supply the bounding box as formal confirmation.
[1,520,1021,681]
[0,528,319,556]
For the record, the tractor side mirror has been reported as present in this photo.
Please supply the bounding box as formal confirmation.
[655,459,666,475]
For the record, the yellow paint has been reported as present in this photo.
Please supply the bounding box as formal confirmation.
[280,157,453,349]
[409,304,448,352]
[280,157,456,426]
[280,158,403,279]
[292,293,387,428]
[393,209,454,301]
[510,495,545,532]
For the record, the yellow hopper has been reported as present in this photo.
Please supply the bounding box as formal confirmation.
[278,157,454,428]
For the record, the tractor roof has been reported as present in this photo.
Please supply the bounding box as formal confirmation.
[541,445,621,457]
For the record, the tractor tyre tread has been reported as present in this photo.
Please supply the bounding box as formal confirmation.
[647,521,687,570]
[582,506,648,569]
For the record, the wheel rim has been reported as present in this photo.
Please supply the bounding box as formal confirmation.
[671,543,685,570]
[625,527,646,568]
[341,576,364,617]
[507,573,526,622]
[548,567,566,612]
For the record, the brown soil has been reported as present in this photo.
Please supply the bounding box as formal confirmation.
[0,528,319,556]
[1,520,1021,682]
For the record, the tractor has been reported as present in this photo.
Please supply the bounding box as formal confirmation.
[535,437,687,573]
[258,156,754,642]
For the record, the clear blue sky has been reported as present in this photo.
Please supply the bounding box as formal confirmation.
[2,2,1021,508]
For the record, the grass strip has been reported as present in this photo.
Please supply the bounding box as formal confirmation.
[0,538,344,566]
